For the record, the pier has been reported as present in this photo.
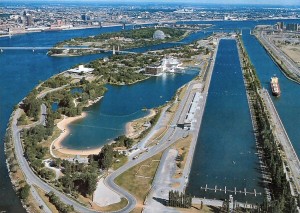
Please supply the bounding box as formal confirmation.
[201,185,262,196]
[261,88,300,196]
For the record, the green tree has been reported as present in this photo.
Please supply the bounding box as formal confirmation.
[19,184,31,200]
[98,144,114,169]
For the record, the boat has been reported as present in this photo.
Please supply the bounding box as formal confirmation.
[270,76,281,97]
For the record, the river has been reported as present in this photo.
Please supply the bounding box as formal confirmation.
[0,19,299,211]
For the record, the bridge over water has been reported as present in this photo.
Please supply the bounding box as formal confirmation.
[0,46,137,54]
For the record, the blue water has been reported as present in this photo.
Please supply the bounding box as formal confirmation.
[63,71,198,149]
[242,29,300,158]
[186,39,264,203]
[51,102,59,111]
[0,18,299,211]
[0,23,205,211]
[0,26,125,212]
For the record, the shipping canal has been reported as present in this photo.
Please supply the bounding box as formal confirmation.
[187,39,264,203]
[242,30,300,158]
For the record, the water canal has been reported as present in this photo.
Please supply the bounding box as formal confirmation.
[187,39,264,203]
[242,29,300,158]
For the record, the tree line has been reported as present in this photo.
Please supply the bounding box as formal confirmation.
[47,191,75,213]
[238,37,298,212]
[167,190,192,208]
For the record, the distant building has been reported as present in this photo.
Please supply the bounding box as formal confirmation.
[286,23,298,31]
[26,15,33,26]
[161,56,182,72]
[181,92,201,129]
[145,56,182,75]
[277,22,284,30]
[67,65,94,74]
[81,14,90,21]
[67,155,89,164]
[153,30,166,40]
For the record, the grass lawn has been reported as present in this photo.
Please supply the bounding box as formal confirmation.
[112,155,128,170]
[115,152,163,206]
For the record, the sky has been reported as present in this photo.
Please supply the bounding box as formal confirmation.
[3,0,300,5]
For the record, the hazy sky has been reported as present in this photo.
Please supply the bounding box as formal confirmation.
[4,0,300,5]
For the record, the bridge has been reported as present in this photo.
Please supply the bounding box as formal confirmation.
[0,46,137,54]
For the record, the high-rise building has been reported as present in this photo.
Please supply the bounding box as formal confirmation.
[277,21,284,30]
[286,23,298,31]
[26,15,33,26]
[81,14,90,21]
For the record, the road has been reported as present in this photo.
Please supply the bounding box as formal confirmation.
[143,39,219,213]
[11,89,102,212]
[11,75,197,212]
[103,63,210,211]
[258,31,300,78]
[260,89,300,195]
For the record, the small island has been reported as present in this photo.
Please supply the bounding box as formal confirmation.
[48,27,190,56]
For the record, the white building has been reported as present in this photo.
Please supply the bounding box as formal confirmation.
[161,56,182,73]
[153,30,166,40]
[67,65,94,74]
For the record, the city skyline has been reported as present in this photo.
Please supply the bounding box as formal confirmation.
[2,0,300,6]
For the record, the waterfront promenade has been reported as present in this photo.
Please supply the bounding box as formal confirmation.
[260,89,300,196]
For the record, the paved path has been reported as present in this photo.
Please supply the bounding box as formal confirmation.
[143,149,179,213]
[193,198,258,209]
[260,89,300,195]
[93,178,121,207]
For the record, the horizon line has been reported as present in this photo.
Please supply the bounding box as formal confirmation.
[2,0,300,6]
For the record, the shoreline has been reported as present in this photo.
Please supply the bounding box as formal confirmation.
[125,109,156,138]
[51,112,102,156]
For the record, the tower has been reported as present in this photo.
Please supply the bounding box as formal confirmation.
[112,46,115,55]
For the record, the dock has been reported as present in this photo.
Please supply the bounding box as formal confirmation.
[201,185,262,196]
